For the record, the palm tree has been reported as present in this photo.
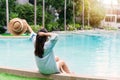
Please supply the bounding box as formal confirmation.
[34,0,37,27]
[6,0,9,28]
[42,0,45,27]
[82,0,84,29]
[64,0,67,31]
[88,1,90,26]
[73,0,75,29]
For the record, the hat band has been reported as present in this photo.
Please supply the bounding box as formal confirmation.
[12,20,24,33]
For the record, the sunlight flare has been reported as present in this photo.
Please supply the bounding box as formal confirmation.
[103,0,118,5]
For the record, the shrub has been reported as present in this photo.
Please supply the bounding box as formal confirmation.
[67,23,81,31]
[84,25,93,30]
[9,12,19,19]
[75,24,81,30]
[103,26,118,30]
[67,24,76,31]
[30,25,42,33]
[46,22,59,31]
[15,3,34,25]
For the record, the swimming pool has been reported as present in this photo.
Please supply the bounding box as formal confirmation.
[0,32,120,77]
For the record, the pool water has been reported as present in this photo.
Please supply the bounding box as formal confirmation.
[0,33,120,77]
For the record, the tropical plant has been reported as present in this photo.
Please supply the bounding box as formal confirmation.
[37,0,74,30]
[0,0,7,26]
[67,23,81,31]
[84,25,92,30]
[9,12,19,19]
[74,0,105,28]
[89,0,105,28]
[0,0,16,27]
[0,0,106,32]
[15,3,34,25]
[30,25,42,33]
[103,26,118,30]
[46,22,59,31]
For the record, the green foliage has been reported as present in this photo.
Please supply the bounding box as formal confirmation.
[84,25,93,30]
[75,24,81,30]
[15,3,34,25]
[31,25,42,33]
[0,0,16,26]
[74,0,105,28]
[89,0,105,27]
[67,24,92,31]
[67,24,76,31]
[45,13,54,26]
[42,0,73,30]
[30,22,63,34]
[0,0,7,26]
[46,22,59,31]
[67,23,81,31]
[9,12,19,19]
[36,6,42,25]
[74,0,83,16]
[0,0,106,31]
[44,0,64,10]
[15,3,42,25]
[103,26,118,30]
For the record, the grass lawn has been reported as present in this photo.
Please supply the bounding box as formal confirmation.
[0,73,52,80]
[0,33,30,36]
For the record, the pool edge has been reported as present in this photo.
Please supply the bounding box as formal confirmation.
[0,66,119,80]
[0,36,29,38]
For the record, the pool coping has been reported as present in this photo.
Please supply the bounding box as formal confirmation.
[0,66,120,80]
[0,36,29,38]
[0,30,120,38]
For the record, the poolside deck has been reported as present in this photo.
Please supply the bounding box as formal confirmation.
[0,66,119,80]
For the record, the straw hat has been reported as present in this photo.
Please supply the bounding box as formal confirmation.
[8,18,28,36]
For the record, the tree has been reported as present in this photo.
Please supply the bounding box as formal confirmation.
[37,0,74,30]
[89,0,105,27]
[0,0,16,27]
[74,0,105,28]
[15,3,34,25]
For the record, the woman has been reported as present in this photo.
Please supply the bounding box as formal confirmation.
[27,24,71,74]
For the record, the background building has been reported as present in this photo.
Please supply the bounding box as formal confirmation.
[101,4,120,28]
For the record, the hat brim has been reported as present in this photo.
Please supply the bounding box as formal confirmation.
[8,18,27,36]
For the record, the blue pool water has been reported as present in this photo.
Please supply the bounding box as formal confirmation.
[0,33,120,77]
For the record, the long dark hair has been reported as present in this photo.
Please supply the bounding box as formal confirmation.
[35,28,48,58]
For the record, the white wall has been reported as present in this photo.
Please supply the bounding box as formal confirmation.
[101,14,120,28]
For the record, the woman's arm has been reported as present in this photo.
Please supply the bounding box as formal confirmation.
[27,25,34,33]
[38,32,52,37]
[38,32,58,40]
[44,33,58,51]
[22,19,34,33]
[22,20,36,42]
